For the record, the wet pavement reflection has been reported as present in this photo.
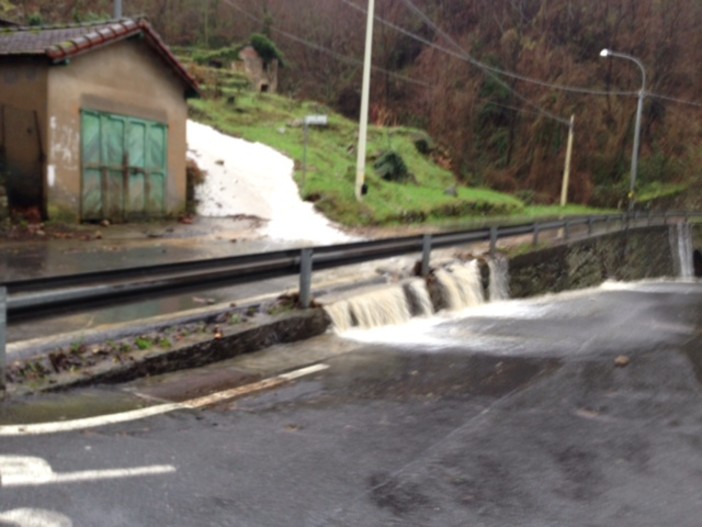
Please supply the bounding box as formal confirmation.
[4,280,702,526]
[2,218,372,343]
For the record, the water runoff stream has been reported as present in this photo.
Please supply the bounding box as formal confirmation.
[323,256,510,332]
[323,222,697,347]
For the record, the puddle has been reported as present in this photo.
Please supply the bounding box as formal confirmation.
[124,367,262,404]
[0,388,147,426]
[321,348,562,400]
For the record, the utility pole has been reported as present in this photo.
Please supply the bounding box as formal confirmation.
[560,114,575,207]
[355,0,375,201]
[114,0,123,19]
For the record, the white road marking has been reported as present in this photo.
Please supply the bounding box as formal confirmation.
[0,455,176,487]
[0,508,72,527]
[181,363,330,409]
[0,364,329,437]
[0,403,183,437]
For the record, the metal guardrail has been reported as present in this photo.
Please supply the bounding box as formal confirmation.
[0,210,699,388]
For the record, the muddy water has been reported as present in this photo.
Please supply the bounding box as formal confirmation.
[1,217,281,281]
[4,279,702,430]
[0,387,145,425]
[2,217,360,343]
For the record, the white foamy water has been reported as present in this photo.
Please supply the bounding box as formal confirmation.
[324,285,413,332]
[670,222,694,279]
[187,120,354,245]
[435,260,485,310]
[407,278,435,316]
[325,259,511,335]
[488,256,510,301]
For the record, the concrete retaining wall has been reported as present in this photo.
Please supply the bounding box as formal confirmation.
[508,225,685,298]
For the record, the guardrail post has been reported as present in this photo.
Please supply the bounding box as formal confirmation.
[564,221,570,240]
[533,223,540,246]
[489,226,498,257]
[299,249,313,309]
[647,210,652,226]
[0,286,6,396]
[587,217,593,236]
[421,234,432,276]
[605,215,610,232]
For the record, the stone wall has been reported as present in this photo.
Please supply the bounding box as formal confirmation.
[508,225,687,299]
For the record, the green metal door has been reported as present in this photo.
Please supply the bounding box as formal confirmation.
[81,110,168,221]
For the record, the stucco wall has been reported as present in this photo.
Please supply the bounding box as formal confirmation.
[508,226,684,298]
[46,38,188,220]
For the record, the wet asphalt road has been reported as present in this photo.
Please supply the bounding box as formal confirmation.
[2,280,702,526]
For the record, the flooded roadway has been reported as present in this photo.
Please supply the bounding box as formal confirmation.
[2,279,702,526]
[1,217,374,343]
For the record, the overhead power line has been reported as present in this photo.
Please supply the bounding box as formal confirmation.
[341,0,570,125]
[219,0,595,123]
[342,0,702,110]
[398,0,634,97]
[221,0,430,88]
[648,92,702,108]
[222,0,702,113]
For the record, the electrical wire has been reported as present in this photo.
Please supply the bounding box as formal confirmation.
[221,0,430,88]
[220,0,594,123]
[343,0,702,111]
[397,0,636,97]
[341,0,571,125]
[648,92,702,108]
[222,0,702,115]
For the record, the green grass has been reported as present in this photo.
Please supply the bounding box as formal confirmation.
[188,86,613,227]
[636,182,687,203]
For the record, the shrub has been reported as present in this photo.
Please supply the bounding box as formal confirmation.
[250,34,286,67]
[373,151,414,184]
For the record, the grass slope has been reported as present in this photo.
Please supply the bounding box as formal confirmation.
[189,91,523,227]
[187,69,609,227]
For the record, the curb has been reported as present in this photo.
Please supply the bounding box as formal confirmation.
[6,307,331,395]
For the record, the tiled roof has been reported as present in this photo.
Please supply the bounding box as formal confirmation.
[0,18,199,97]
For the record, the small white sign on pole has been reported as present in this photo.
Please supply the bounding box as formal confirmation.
[304,115,328,126]
[302,115,328,189]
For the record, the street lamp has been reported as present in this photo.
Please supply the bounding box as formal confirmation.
[600,48,646,210]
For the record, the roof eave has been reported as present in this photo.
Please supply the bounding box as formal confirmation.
[137,22,201,98]
[44,19,201,98]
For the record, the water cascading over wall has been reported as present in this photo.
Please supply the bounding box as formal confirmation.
[488,256,510,301]
[433,260,485,311]
[669,222,694,279]
[324,257,509,331]
[323,284,413,332]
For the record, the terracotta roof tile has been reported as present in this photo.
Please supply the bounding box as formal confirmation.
[0,18,199,97]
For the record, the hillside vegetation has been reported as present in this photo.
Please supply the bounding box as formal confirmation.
[6,0,699,211]
[187,59,608,227]
[189,84,527,227]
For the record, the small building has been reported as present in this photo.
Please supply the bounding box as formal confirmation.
[0,18,199,222]
[233,46,278,94]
